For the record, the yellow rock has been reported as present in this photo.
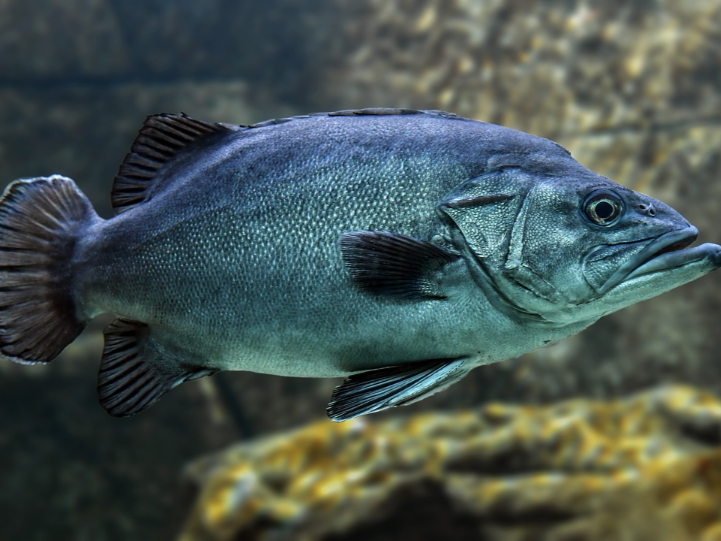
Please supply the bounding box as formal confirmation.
[179,385,721,540]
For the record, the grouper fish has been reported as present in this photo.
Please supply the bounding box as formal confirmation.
[1,108,719,421]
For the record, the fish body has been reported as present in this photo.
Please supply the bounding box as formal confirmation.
[1,109,719,420]
[78,112,590,376]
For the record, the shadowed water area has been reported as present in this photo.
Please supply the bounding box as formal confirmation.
[2,1,721,539]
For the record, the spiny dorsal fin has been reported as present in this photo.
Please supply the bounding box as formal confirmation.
[247,108,467,128]
[98,318,216,417]
[112,113,234,214]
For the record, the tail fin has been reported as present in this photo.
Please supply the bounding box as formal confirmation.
[0,175,95,364]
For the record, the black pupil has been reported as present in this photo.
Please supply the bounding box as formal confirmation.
[594,200,615,221]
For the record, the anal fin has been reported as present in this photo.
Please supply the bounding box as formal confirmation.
[327,358,469,422]
[98,318,216,417]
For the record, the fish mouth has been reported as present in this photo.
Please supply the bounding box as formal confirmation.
[598,227,699,293]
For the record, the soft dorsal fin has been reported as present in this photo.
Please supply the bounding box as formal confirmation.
[112,113,233,214]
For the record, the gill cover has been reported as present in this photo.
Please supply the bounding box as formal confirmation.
[439,169,520,264]
[439,167,564,319]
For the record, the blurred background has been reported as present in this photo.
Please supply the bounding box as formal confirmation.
[3,0,721,539]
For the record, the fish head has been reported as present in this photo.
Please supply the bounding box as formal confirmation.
[439,156,721,326]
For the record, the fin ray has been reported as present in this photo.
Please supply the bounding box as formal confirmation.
[327,358,469,422]
[112,114,236,214]
[0,176,94,363]
[98,318,217,417]
[340,230,458,300]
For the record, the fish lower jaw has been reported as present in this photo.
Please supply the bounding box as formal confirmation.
[595,242,721,314]
[597,226,699,294]
[625,243,721,281]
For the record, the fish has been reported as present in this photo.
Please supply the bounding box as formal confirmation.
[0,108,719,422]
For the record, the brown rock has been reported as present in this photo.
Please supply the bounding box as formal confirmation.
[180,386,721,541]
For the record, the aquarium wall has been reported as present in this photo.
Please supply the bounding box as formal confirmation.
[2,1,721,539]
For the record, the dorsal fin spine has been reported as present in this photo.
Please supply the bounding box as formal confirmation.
[152,124,194,140]
[125,157,156,171]
[136,137,176,155]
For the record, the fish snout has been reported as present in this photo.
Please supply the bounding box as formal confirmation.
[635,196,692,230]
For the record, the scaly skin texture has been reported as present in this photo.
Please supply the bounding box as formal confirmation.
[71,111,719,379]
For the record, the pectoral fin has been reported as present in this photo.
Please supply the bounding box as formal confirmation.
[326,358,469,422]
[98,318,216,417]
[340,230,458,299]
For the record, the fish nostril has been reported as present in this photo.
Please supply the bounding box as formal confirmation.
[638,203,656,217]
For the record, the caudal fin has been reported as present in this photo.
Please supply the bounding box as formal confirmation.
[0,175,95,364]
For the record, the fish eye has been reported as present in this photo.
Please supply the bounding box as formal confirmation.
[583,190,623,226]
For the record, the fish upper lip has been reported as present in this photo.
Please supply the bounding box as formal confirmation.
[598,226,699,293]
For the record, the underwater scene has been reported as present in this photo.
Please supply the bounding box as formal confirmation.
[3,1,721,539]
